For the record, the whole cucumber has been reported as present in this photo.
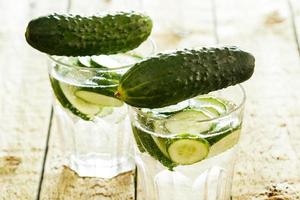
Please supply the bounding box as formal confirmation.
[25,12,152,56]
[117,46,255,108]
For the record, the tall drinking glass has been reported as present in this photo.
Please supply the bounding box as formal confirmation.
[129,85,245,199]
[48,39,155,178]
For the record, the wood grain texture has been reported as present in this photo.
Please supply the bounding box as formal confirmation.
[0,1,50,199]
[287,0,300,162]
[214,0,300,199]
[0,0,68,199]
[1,0,300,199]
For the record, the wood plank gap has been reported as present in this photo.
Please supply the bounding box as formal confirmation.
[66,0,72,13]
[36,106,54,200]
[134,167,138,200]
[287,0,300,58]
[211,0,219,44]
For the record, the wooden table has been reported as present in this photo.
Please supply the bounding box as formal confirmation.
[1,0,300,199]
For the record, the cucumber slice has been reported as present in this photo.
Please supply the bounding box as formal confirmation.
[91,54,141,68]
[132,126,146,153]
[66,57,81,66]
[50,78,101,120]
[205,119,241,145]
[75,90,123,107]
[152,136,169,157]
[165,110,212,134]
[151,101,190,115]
[196,97,227,115]
[153,120,169,134]
[112,54,142,65]
[89,76,119,87]
[97,107,114,117]
[90,60,106,68]
[167,134,209,165]
[60,83,101,115]
[132,125,176,170]
[96,71,123,81]
[127,53,144,60]
[208,129,241,157]
[201,106,220,118]
[77,56,92,67]
[91,55,121,68]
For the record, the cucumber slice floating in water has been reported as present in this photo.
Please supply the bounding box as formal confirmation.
[132,126,146,153]
[151,101,190,115]
[77,56,92,67]
[196,97,227,115]
[89,76,119,87]
[153,120,169,134]
[96,71,123,81]
[132,126,177,170]
[165,109,212,134]
[96,107,114,117]
[91,54,142,68]
[167,134,209,165]
[50,77,121,120]
[59,83,101,115]
[50,78,91,120]
[152,136,169,158]
[50,55,127,119]
[91,55,121,68]
[75,90,123,107]
[201,106,220,118]
[208,129,240,157]
[50,78,101,120]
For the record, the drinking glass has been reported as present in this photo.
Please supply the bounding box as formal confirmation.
[48,39,155,178]
[129,85,245,199]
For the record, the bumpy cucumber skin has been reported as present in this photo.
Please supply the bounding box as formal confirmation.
[25,12,152,56]
[118,46,255,108]
[49,77,91,120]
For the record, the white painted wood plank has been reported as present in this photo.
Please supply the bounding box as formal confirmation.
[215,0,300,198]
[0,0,68,199]
[286,0,300,162]
[3,0,298,199]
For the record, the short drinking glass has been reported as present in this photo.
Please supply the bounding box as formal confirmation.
[129,85,245,199]
[48,39,155,178]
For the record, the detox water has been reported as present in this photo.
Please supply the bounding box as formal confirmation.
[48,54,141,178]
[130,85,245,200]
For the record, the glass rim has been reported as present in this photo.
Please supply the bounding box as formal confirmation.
[48,38,156,72]
[130,84,246,123]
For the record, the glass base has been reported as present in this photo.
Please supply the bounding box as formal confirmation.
[136,147,236,200]
[68,153,135,178]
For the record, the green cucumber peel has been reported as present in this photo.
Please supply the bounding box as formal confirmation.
[132,126,177,170]
[166,133,210,165]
